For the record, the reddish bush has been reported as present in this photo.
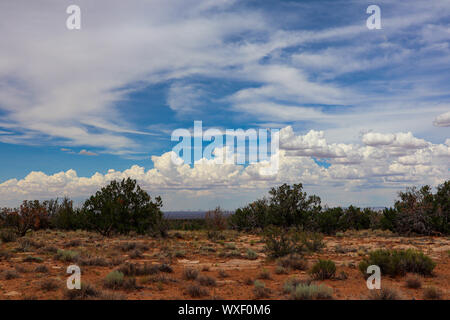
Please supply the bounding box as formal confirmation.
[2,200,49,236]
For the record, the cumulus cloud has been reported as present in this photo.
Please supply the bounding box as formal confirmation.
[1,126,448,208]
[433,111,450,127]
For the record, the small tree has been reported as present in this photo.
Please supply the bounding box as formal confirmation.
[267,183,321,228]
[230,199,269,231]
[83,178,164,236]
[2,200,49,236]
[394,186,434,235]
[205,207,228,231]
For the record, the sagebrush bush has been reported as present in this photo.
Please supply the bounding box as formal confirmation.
[264,226,323,258]
[55,249,79,262]
[186,285,209,298]
[277,254,307,270]
[0,229,17,243]
[40,279,60,291]
[182,268,199,280]
[358,249,436,277]
[104,271,124,289]
[368,287,402,300]
[423,286,442,300]
[64,283,101,300]
[309,259,336,280]
[197,275,216,287]
[257,269,271,280]
[290,283,333,300]
[118,262,159,276]
[282,277,312,294]
[246,248,258,260]
[405,276,422,289]
[34,265,49,273]
[2,270,19,280]
[253,280,271,299]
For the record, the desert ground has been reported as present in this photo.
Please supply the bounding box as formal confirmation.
[0,229,448,300]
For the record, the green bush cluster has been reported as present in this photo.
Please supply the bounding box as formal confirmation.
[263,226,323,258]
[0,178,167,238]
[230,181,449,235]
[309,259,336,280]
[358,249,436,277]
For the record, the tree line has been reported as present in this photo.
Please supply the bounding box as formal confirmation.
[0,178,448,239]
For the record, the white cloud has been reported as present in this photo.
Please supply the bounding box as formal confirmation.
[433,111,450,127]
[1,126,448,208]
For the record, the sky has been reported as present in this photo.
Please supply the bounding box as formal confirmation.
[0,0,449,210]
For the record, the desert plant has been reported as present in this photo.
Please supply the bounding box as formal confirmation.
[423,286,442,300]
[275,266,288,275]
[118,262,160,276]
[55,249,79,262]
[405,276,422,289]
[34,265,49,273]
[40,279,60,291]
[246,248,258,260]
[83,178,165,236]
[64,283,101,300]
[291,283,333,300]
[197,275,216,287]
[0,229,17,242]
[205,207,228,231]
[368,287,402,300]
[253,280,271,299]
[309,259,336,280]
[257,269,271,280]
[358,249,436,277]
[2,270,19,280]
[182,268,199,280]
[277,254,307,270]
[23,255,43,263]
[104,270,124,289]
[185,285,209,298]
[218,269,229,278]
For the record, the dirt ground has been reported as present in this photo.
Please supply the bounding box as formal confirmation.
[0,229,448,300]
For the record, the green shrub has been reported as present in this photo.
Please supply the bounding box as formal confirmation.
[253,280,271,299]
[264,227,323,258]
[291,284,333,300]
[358,249,436,277]
[309,259,336,280]
[282,277,312,294]
[118,262,160,276]
[64,283,101,300]
[55,249,79,262]
[83,178,165,236]
[275,266,288,275]
[368,287,402,300]
[104,271,124,289]
[246,248,258,260]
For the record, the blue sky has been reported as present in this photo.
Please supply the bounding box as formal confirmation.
[0,0,449,209]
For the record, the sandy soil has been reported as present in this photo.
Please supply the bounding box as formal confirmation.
[0,229,448,300]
